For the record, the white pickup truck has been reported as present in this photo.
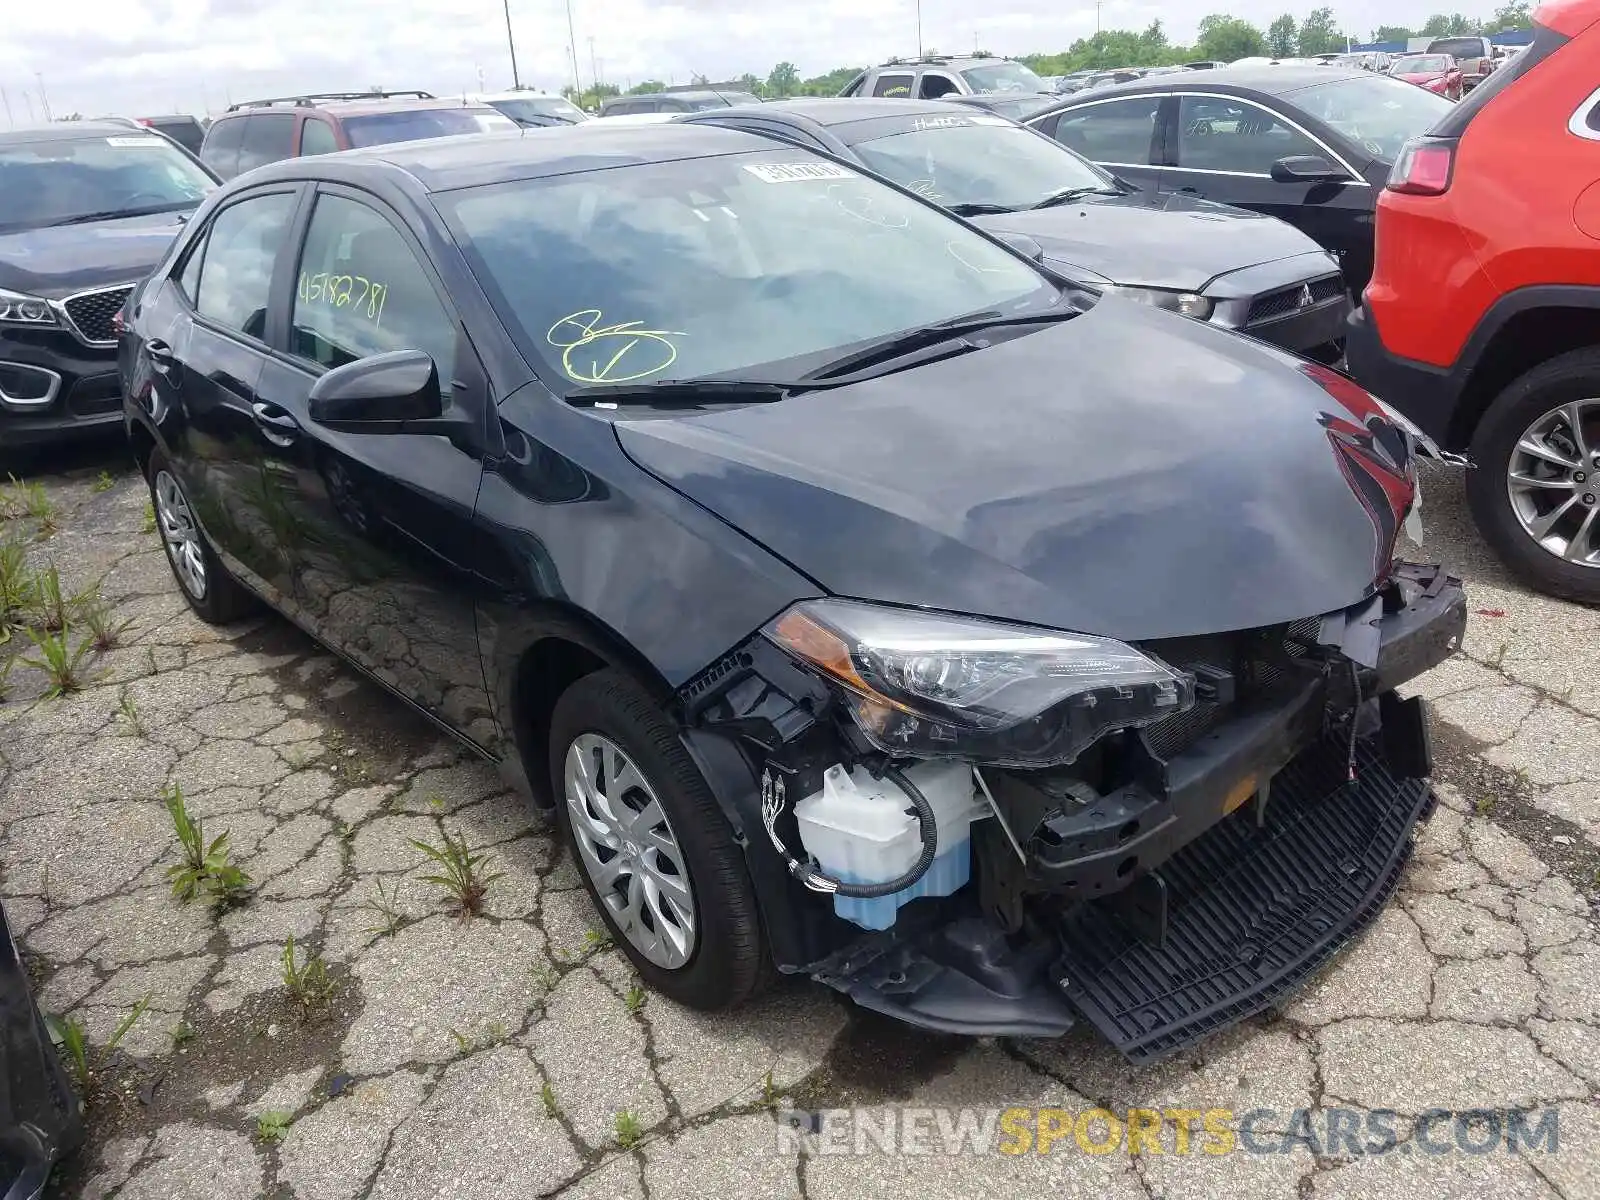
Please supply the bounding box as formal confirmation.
[1423,35,1498,90]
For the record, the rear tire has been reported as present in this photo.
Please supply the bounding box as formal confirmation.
[1466,348,1600,604]
[145,446,258,624]
[549,668,769,1010]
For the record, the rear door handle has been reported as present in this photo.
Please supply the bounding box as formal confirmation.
[1177,186,1204,195]
[251,401,299,447]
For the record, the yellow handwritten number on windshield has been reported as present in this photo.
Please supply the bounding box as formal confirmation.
[546,309,684,384]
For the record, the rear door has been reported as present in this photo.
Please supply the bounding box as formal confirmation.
[247,185,495,736]
[158,187,305,591]
[1034,93,1169,193]
[872,72,915,98]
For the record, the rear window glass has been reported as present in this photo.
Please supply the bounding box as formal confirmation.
[1426,38,1486,58]
[342,107,517,147]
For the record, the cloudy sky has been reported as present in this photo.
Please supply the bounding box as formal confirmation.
[5,0,1457,120]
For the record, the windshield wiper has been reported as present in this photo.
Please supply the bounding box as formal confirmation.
[46,203,192,227]
[1029,186,1125,211]
[564,378,816,407]
[946,202,1019,216]
[798,304,1079,383]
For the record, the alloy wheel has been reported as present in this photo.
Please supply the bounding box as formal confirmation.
[1505,398,1600,568]
[563,732,697,970]
[153,469,208,600]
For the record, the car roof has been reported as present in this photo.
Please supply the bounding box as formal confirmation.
[219,97,497,118]
[268,121,776,192]
[1054,63,1369,100]
[0,120,161,146]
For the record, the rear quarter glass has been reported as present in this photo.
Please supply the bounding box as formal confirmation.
[1428,22,1571,138]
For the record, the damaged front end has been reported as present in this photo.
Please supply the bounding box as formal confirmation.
[677,563,1466,1063]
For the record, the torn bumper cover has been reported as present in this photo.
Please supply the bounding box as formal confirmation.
[809,564,1467,1060]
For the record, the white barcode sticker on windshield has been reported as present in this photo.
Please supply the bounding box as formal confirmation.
[106,136,165,147]
[743,161,857,184]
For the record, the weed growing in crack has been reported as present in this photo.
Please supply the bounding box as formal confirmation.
[0,538,32,636]
[762,1069,779,1110]
[281,934,334,1010]
[1476,794,1496,815]
[162,783,252,909]
[1,476,55,532]
[91,471,116,495]
[30,566,71,633]
[0,654,14,703]
[624,984,646,1014]
[256,1111,293,1143]
[170,1021,195,1048]
[361,879,407,939]
[47,994,151,1100]
[143,646,159,676]
[614,1111,643,1148]
[529,962,560,995]
[116,687,144,736]
[78,591,133,652]
[24,628,94,697]
[140,501,157,536]
[582,928,613,954]
[541,1081,561,1119]
[409,829,502,920]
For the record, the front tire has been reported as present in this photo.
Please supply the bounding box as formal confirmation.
[549,668,768,1010]
[145,446,258,624]
[1466,349,1600,603]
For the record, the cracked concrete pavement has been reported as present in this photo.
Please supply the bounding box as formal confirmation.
[1,453,1596,1200]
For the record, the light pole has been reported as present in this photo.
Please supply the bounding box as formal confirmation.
[35,73,51,122]
[915,0,923,55]
[566,0,582,98]
[588,37,599,94]
[502,0,522,89]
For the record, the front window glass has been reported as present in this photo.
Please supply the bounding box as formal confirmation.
[489,96,590,125]
[194,192,296,338]
[680,92,761,110]
[442,150,1056,389]
[1291,76,1453,160]
[960,62,1048,94]
[853,121,1112,210]
[0,133,215,233]
[1054,95,1162,164]
[1392,55,1451,73]
[342,107,517,148]
[1177,97,1320,174]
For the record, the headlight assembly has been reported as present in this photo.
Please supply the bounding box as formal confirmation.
[0,288,58,327]
[1099,285,1215,321]
[763,599,1194,768]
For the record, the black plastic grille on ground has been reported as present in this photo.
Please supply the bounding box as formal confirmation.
[1055,739,1429,1063]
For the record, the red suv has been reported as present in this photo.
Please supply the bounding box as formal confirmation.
[198,91,517,182]
[1345,0,1600,602]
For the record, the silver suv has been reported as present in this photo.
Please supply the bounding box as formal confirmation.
[841,56,1054,101]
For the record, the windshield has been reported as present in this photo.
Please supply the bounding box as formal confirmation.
[963,95,1057,121]
[342,107,518,148]
[1291,75,1454,160]
[0,133,215,233]
[442,149,1056,389]
[960,62,1049,94]
[1393,55,1450,73]
[489,97,589,125]
[852,120,1111,211]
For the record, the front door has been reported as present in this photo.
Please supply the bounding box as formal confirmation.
[248,186,496,742]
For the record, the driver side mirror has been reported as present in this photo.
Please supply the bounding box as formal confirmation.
[994,231,1045,263]
[308,350,443,431]
[1270,155,1348,184]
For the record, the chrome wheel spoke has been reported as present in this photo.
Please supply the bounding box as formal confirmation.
[1516,436,1578,472]
[562,732,698,970]
[1508,470,1575,492]
[1566,506,1599,562]
[1527,495,1579,541]
[1561,401,1592,461]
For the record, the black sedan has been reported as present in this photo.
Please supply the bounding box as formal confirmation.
[681,98,1348,359]
[120,122,1466,1061]
[1024,65,1455,294]
[1,122,218,448]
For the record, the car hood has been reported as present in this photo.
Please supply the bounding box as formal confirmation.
[615,300,1416,643]
[0,209,192,299]
[971,192,1322,291]
[1395,72,1444,83]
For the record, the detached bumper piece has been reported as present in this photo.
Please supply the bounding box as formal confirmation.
[1055,737,1432,1064]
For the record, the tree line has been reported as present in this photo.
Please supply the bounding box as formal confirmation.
[559,2,1536,107]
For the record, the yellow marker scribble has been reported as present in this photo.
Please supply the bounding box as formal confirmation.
[297,272,388,325]
[546,308,685,385]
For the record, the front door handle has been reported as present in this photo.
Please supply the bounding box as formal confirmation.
[146,338,176,377]
[251,401,299,447]
[1177,185,1204,196]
